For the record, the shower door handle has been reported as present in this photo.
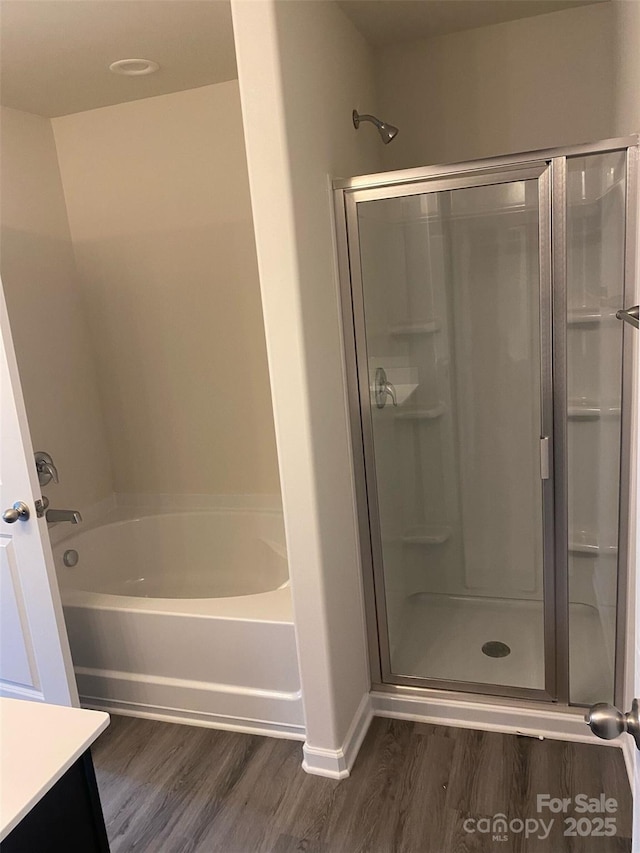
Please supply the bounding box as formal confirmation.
[540,437,550,480]
[616,305,639,329]
[374,367,398,409]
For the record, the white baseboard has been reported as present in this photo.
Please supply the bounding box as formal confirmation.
[621,735,636,795]
[371,689,625,749]
[302,693,373,779]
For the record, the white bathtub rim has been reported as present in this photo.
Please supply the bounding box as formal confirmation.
[54,504,287,546]
[61,584,295,623]
[49,496,282,548]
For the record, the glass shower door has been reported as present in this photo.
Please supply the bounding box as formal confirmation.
[346,165,556,699]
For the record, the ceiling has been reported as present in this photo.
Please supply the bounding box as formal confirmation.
[337,0,608,46]
[0,0,237,118]
[0,0,610,118]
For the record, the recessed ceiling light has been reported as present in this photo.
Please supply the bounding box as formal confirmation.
[109,59,160,76]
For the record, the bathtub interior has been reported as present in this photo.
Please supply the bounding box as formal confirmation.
[53,505,289,599]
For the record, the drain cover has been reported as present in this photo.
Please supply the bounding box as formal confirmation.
[482,641,511,658]
[63,549,79,568]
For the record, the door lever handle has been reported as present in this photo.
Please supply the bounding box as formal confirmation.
[616,305,639,329]
[540,437,550,480]
[35,451,59,486]
[383,380,397,407]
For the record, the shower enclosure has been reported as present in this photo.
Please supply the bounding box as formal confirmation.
[334,136,637,708]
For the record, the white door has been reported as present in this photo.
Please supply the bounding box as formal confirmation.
[630,309,640,850]
[0,283,78,706]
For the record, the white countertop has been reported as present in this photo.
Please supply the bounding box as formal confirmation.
[0,698,109,841]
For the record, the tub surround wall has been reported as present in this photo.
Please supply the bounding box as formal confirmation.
[0,105,113,510]
[115,492,283,513]
[232,0,382,777]
[52,81,280,498]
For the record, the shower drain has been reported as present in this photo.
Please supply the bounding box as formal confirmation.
[482,641,511,658]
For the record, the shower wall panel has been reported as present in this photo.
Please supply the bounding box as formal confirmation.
[448,186,543,599]
[357,204,410,650]
[359,188,544,606]
[566,151,626,705]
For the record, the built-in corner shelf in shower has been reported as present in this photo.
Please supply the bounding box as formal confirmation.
[402,526,451,546]
[390,319,441,336]
[395,402,446,421]
[567,308,618,326]
[567,399,622,420]
[569,530,618,556]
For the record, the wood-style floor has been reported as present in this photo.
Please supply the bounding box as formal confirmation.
[92,714,632,853]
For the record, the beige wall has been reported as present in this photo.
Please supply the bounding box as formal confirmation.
[232,0,381,762]
[612,0,640,137]
[52,82,280,498]
[0,105,113,510]
[377,2,618,170]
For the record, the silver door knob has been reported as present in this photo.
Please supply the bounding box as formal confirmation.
[2,501,30,524]
[585,698,640,750]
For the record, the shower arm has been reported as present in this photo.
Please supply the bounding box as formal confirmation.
[353,112,379,129]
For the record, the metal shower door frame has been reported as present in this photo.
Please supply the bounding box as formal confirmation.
[339,161,556,702]
[614,142,638,711]
[333,134,638,706]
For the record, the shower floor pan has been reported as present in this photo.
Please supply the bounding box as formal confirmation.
[390,593,612,704]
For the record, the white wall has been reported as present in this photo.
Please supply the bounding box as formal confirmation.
[0,105,113,510]
[377,2,618,170]
[231,0,382,772]
[51,82,280,499]
[610,0,640,810]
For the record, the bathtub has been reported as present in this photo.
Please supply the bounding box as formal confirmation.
[53,507,304,739]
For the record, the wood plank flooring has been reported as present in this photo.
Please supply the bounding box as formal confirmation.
[92,715,632,853]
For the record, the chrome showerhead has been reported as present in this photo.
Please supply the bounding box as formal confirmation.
[352,109,398,144]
